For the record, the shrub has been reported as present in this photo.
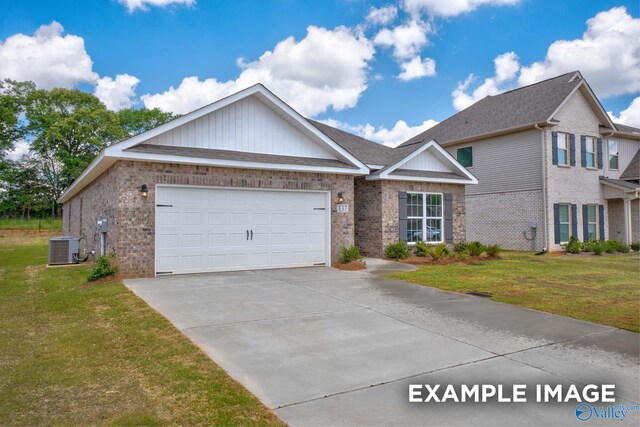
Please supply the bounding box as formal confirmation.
[429,243,450,261]
[466,241,484,257]
[581,240,598,253]
[339,245,362,263]
[484,244,502,257]
[385,241,411,259]
[452,242,468,254]
[413,241,430,257]
[631,242,640,251]
[606,240,630,253]
[592,241,605,255]
[604,240,618,254]
[564,236,581,254]
[452,251,470,262]
[88,255,117,282]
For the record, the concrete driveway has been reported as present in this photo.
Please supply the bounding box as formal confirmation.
[125,262,639,426]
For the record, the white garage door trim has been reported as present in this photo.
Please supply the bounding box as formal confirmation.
[154,184,331,276]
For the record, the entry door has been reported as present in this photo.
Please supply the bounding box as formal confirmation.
[155,186,328,275]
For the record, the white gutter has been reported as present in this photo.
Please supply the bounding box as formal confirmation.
[535,123,549,251]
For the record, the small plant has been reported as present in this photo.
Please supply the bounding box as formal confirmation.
[564,236,581,254]
[429,243,450,261]
[592,241,605,255]
[630,242,640,251]
[484,244,502,257]
[452,242,468,254]
[466,241,484,257]
[413,241,430,257]
[385,241,411,259]
[339,245,362,264]
[452,251,470,262]
[88,255,117,282]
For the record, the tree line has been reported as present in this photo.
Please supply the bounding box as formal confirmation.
[0,79,178,219]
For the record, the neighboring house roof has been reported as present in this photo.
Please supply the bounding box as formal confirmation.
[307,119,394,166]
[397,71,616,148]
[620,149,640,181]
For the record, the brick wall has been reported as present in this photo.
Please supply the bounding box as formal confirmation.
[114,161,355,277]
[354,178,466,258]
[633,199,640,243]
[466,189,545,251]
[608,200,625,242]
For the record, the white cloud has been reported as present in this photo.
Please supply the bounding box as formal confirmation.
[321,118,438,147]
[373,19,431,60]
[608,97,640,128]
[142,25,374,116]
[402,0,520,17]
[94,74,140,111]
[0,21,98,89]
[6,140,30,161]
[118,0,195,12]
[366,5,398,26]
[518,7,640,98]
[398,56,436,81]
[452,51,519,110]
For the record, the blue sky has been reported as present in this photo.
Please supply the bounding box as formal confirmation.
[2,0,639,146]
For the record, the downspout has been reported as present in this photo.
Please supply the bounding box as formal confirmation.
[535,124,549,252]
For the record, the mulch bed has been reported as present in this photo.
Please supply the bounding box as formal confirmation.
[334,260,367,270]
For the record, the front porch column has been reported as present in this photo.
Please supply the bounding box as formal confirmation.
[623,198,632,244]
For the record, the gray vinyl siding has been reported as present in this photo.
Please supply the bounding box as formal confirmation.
[446,128,542,195]
[605,137,640,179]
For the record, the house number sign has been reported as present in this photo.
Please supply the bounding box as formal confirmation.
[336,204,349,213]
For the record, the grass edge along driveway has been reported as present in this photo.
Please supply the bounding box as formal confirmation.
[387,251,639,332]
[0,235,284,426]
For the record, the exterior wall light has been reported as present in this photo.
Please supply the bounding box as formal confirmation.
[140,184,149,197]
[337,192,344,203]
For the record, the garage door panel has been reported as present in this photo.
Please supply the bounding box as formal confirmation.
[156,187,327,275]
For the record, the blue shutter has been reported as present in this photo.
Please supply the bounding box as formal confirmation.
[582,205,589,242]
[398,192,408,242]
[580,136,587,167]
[597,138,603,169]
[571,204,578,239]
[599,204,605,240]
[444,193,453,244]
[569,134,576,166]
[551,132,558,165]
[553,203,560,244]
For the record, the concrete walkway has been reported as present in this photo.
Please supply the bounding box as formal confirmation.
[125,265,639,426]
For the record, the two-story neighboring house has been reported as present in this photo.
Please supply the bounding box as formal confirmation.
[399,71,640,251]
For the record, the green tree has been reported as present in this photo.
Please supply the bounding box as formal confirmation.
[0,79,35,155]
[117,107,178,136]
[0,155,49,218]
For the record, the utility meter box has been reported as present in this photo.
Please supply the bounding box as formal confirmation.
[97,218,108,233]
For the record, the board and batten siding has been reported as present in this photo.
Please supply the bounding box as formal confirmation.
[146,95,337,160]
[604,137,640,179]
[446,128,543,195]
[401,149,451,172]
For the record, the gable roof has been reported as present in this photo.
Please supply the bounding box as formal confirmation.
[59,84,369,203]
[398,71,616,148]
[620,149,640,181]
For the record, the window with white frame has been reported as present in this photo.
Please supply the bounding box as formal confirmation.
[609,140,619,170]
[557,133,569,165]
[586,204,598,241]
[406,192,443,243]
[558,203,570,244]
[585,137,596,168]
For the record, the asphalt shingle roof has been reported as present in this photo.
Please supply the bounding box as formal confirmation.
[398,71,582,148]
[620,149,640,180]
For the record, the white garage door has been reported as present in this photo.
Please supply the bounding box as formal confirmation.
[155,186,329,275]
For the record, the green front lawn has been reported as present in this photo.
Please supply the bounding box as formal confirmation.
[0,235,284,426]
[387,251,640,332]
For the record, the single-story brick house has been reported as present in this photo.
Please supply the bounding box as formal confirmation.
[60,84,476,277]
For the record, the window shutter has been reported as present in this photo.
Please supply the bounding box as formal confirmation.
[597,138,603,169]
[571,204,578,239]
[582,205,589,242]
[398,192,408,242]
[551,132,558,165]
[444,193,454,244]
[569,134,576,166]
[553,203,560,244]
[580,136,587,167]
[598,204,605,240]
